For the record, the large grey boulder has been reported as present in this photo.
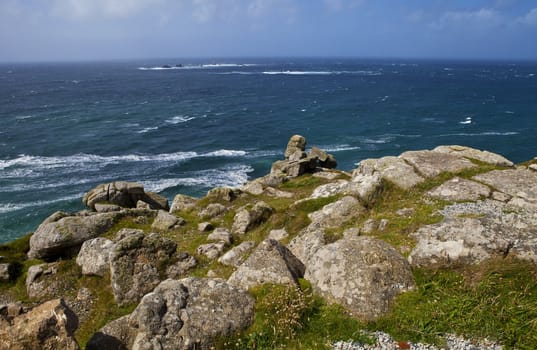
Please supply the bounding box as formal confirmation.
[198,203,228,219]
[473,169,537,210]
[357,156,424,190]
[309,180,349,199]
[196,242,227,260]
[400,150,476,178]
[409,200,537,267]
[169,193,198,213]
[308,196,365,229]
[305,236,415,320]
[228,239,305,290]
[76,237,115,276]
[309,146,337,168]
[110,232,177,305]
[207,187,241,202]
[83,181,169,211]
[232,201,273,234]
[427,177,491,201]
[285,134,307,159]
[0,299,79,350]
[433,145,514,167]
[151,210,184,231]
[0,263,12,282]
[218,241,256,267]
[28,211,120,260]
[346,173,383,207]
[288,225,326,268]
[86,278,255,350]
[26,263,59,299]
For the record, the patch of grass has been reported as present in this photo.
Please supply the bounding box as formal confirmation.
[218,280,370,349]
[280,174,324,190]
[104,216,152,239]
[368,258,537,349]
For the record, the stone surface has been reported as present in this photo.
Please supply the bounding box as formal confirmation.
[76,237,114,276]
[312,170,341,180]
[357,156,424,190]
[28,211,121,260]
[346,173,383,207]
[268,228,289,241]
[94,203,121,212]
[151,210,184,230]
[232,201,273,234]
[310,146,337,168]
[310,180,349,199]
[166,253,198,279]
[264,186,294,198]
[308,196,365,229]
[427,177,491,201]
[207,187,240,202]
[198,203,228,219]
[0,263,12,281]
[83,181,145,210]
[207,228,233,245]
[285,134,307,159]
[361,219,378,234]
[433,145,514,167]
[110,232,177,305]
[26,263,60,299]
[242,180,264,195]
[169,193,198,213]
[0,299,79,350]
[228,239,305,290]
[218,241,256,267]
[305,236,415,320]
[530,164,537,172]
[143,192,170,211]
[87,278,255,350]
[197,222,214,232]
[409,200,537,267]
[473,169,537,209]
[288,225,326,268]
[196,242,227,260]
[400,150,476,178]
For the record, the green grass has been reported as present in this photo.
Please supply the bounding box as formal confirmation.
[368,258,537,349]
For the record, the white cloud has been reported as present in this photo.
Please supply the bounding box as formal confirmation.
[430,8,502,30]
[51,0,166,18]
[517,7,537,26]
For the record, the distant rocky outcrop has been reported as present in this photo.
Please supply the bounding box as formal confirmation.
[83,181,169,211]
[87,278,254,350]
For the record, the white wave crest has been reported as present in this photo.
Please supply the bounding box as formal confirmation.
[0,194,82,214]
[138,63,258,71]
[165,115,196,124]
[0,149,249,171]
[436,132,519,137]
[137,126,159,133]
[262,70,382,76]
[459,117,472,125]
[319,144,360,152]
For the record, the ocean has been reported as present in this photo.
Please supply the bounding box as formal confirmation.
[1,58,536,243]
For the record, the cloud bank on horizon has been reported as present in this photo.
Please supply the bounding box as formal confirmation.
[1,0,537,62]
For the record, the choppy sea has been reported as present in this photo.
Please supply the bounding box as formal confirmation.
[1,58,536,242]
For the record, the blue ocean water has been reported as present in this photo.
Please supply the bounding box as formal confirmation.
[1,58,536,243]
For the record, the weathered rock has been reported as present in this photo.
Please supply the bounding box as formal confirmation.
[218,241,256,267]
[312,169,342,180]
[151,210,184,231]
[271,158,316,177]
[473,169,537,210]
[285,134,307,159]
[136,200,151,209]
[228,239,305,290]
[264,186,294,198]
[310,180,349,199]
[169,193,198,213]
[268,228,289,241]
[28,211,120,260]
[26,263,59,299]
[76,237,114,276]
[143,192,170,211]
[357,156,424,190]
[83,181,145,210]
[110,232,177,305]
[232,201,273,234]
[433,145,514,167]
[0,263,12,281]
[409,200,537,267]
[241,180,264,195]
[305,236,415,320]
[196,242,227,260]
[198,203,228,219]
[530,164,537,172]
[342,227,361,238]
[492,191,511,202]
[0,299,79,350]
[361,218,378,234]
[207,187,241,202]
[197,222,213,232]
[288,225,326,267]
[207,228,233,245]
[288,150,307,162]
[308,196,365,229]
[378,219,389,231]
[94,203,121,212]
[114,228,144,241]
[257,172,287,187]
[309,146,337,168]
[427,177,491,201]
[346,173,383,207]
[87,278,254,350]
[400,150,476,178]
[166,253,198,279]
[396,207,415,217]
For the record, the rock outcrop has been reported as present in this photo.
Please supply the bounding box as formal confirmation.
[87,278,255,350]
[308,196,365,229]
[232,201,273,234]
[0,299,79,350]
[76,237,114,276]
[83,181,169,211]
[305,236,415,320]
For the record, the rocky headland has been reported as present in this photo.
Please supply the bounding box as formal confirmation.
[1,136,537,349]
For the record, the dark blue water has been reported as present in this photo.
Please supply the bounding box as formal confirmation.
[1,58,536,242]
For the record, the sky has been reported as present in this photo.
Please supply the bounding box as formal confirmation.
[1,0,537,62]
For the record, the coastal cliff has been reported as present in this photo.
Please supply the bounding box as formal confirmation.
[1,136,537,349]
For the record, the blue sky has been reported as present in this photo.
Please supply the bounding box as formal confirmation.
[1,0,537,62]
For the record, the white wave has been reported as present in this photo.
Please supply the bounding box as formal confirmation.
[137,126,159,133]
[362,137,394,144]
[15,115,33,120]
[319,144,360,152]
[436,132,519,137]
[138,63,258,71]
[421,117,445,124]
[122,122,140,127]
[262,70,381,76]
[143,165,254,192]
[459,117,472,125]
[504,111,515,114]
[0,150,248,171]
[0,194,82,214]
[165,115,196,124]
[214,71,256,75]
